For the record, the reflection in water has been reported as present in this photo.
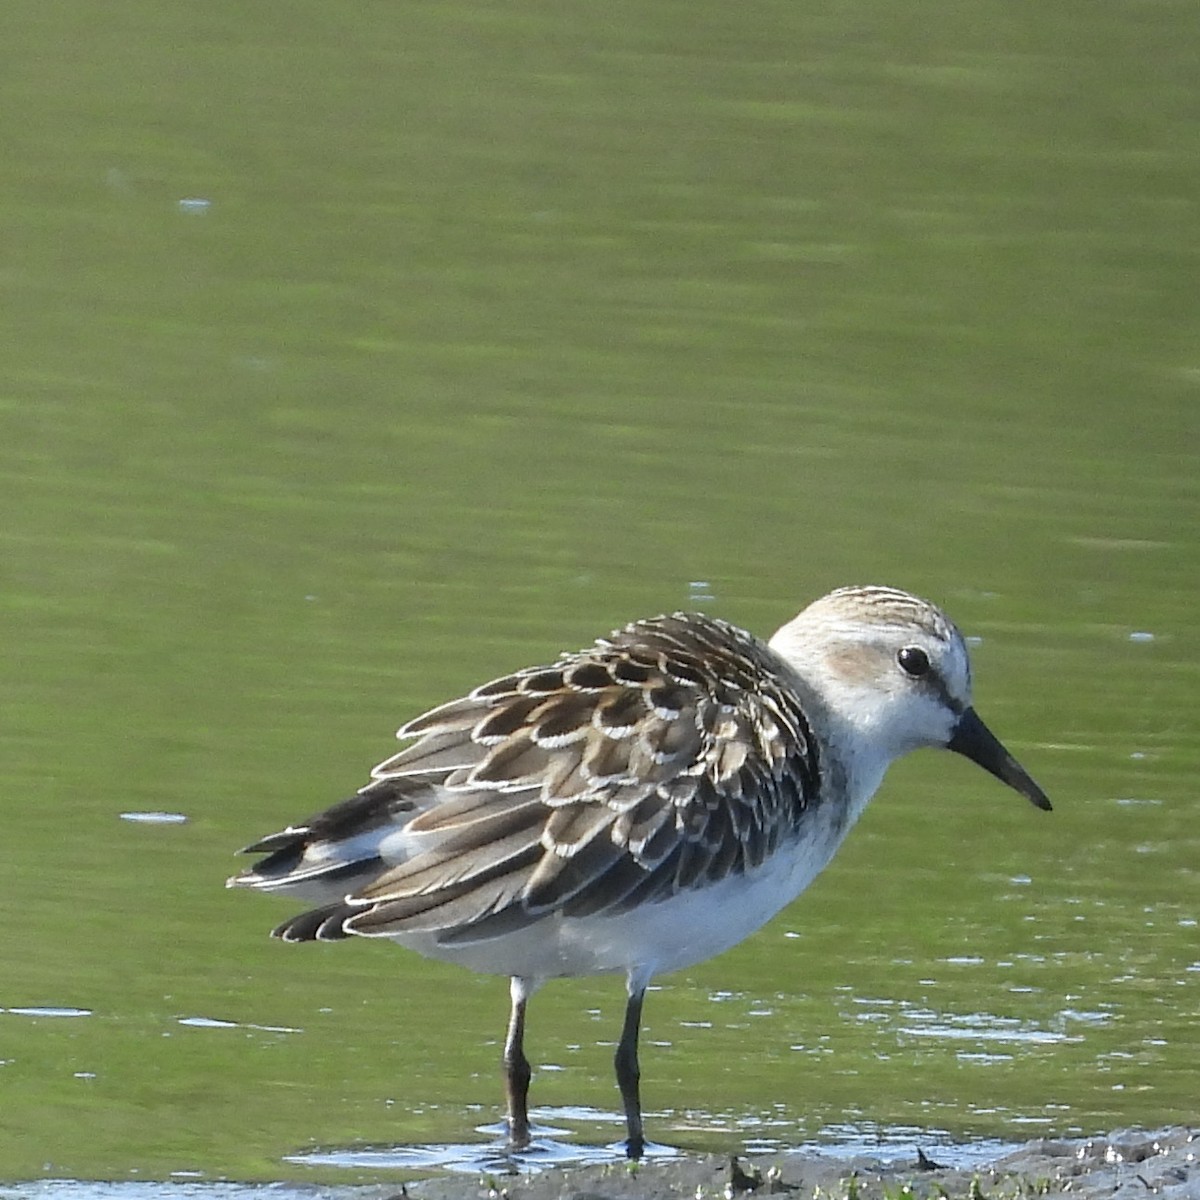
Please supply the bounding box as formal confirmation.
[284,1113,1025,1175]
[846,996,1115,1053]
[897,1009,1082,1044]
[177,1015,302,1034]
[287,1111,680,1173]
[2,1007,93,1018]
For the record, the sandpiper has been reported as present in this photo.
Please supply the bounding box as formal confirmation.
[228,585,1050,1157]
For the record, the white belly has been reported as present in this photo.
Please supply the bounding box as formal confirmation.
[381,815,848,983]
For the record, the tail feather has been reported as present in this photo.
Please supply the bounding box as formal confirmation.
[227,778,425,900]
[272,903,358,942]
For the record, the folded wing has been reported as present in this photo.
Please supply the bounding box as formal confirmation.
[231,614,822,945]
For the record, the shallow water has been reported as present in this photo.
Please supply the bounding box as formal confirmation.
[3,0,1198,1184]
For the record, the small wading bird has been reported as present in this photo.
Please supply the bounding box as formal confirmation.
[228,585,1050,1157]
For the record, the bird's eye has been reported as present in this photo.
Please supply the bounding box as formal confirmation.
[897,646,930,677]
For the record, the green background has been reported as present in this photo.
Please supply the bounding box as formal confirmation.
[2,0,1197,1183]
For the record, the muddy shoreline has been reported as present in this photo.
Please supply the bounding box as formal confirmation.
[3,1131,1195,1200]
[409,1129,1198,1200]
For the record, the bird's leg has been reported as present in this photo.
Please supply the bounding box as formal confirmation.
[614,982,647,1159]
[502,976,533,1150]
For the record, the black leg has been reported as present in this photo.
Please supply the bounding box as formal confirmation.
[503,977,533,1149]
[614,985,646,1159]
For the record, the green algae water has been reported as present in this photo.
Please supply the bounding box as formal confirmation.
[2,0,1197,1183]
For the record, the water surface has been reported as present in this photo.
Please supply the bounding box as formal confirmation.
[2,0,1197,1183]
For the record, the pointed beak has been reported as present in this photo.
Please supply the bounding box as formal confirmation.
[948,707,1052,811]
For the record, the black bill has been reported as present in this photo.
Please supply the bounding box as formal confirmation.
[948,707,1052,812]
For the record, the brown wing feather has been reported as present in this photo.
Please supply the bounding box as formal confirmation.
[337,613,822,944]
